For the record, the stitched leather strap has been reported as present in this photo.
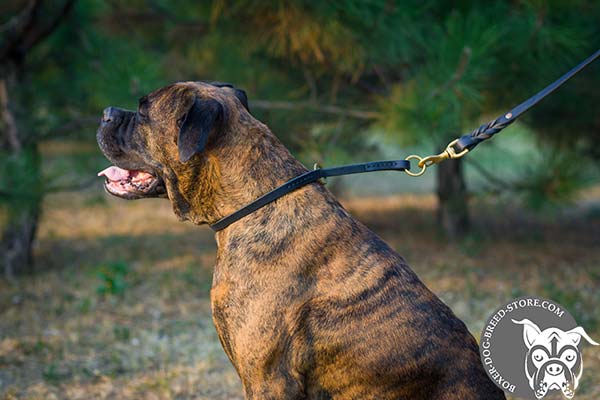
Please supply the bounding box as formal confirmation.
[454,47,600,153]
[210,159,409,231]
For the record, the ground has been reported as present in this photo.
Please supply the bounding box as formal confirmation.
[1,187,599,400]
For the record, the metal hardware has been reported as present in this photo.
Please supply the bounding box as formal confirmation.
[313,163,326,184]
[418,139,470,169]
[404,140,469,177]
[404,155,427,177]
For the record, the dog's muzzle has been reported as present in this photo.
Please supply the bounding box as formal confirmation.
[96,107,166,200]
[533,359,575,399]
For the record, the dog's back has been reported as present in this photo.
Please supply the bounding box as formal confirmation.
[307,211,502,399]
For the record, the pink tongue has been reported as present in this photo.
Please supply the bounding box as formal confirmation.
[98,166,131,181]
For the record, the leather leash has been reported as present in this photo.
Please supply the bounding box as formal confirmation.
[210,48,600,231]
[409,48,600,175]
[210,160,409,231]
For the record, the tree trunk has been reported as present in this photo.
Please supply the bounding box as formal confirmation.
[436,156,469,238]
[2,207,40,279]
[0,72,42,280]
[0,0,75,280]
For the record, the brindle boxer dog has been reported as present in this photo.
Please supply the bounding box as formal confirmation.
[96,81,505,400]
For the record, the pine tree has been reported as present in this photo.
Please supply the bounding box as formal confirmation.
[0,0,76,278]
[2,0,599,275]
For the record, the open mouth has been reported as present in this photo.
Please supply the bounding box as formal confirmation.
[549,383,561,390]
[98,165,166,199]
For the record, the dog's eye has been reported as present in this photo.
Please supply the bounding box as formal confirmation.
[532,349,547,363]
[562,349,577,363]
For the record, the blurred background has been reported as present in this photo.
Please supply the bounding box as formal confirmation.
[1,1,599,399]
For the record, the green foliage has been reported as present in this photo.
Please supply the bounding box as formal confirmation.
[518,149,588,210]
[378,8,498,141]
[42,362,71,385]
[113,325,132,342]
[0,147,42,217]
[541,280,599,331]
[96,261,131,296]
[210,0,418,75]
[299,122,379,166]
[3,0,600,214]
[27,0,168,128]
[77,297,93,313]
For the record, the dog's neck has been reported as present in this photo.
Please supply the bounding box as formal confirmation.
[173,114,310,226]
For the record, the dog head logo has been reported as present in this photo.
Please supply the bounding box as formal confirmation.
[512,318,598,399]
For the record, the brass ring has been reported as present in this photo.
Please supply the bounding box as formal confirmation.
[404,155,427,177]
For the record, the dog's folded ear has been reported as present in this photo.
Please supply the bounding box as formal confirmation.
[232,88,249,112]
[210,82,250,112]
[178,98,224,163]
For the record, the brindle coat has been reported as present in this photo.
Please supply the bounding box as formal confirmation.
[96,81,505,399]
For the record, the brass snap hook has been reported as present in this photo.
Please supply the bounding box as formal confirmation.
[413,139,471,170]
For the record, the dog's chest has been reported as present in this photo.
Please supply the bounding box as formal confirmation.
[210,279,239,363]
[210,258,310,371]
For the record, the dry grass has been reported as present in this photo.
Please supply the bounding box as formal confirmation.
[1,188,599,399]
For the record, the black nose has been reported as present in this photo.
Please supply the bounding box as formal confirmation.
[101,107,126,126]
[546,363,564,376]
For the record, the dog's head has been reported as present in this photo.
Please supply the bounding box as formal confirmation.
[512,318,598,399]
[96,81,250,219]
